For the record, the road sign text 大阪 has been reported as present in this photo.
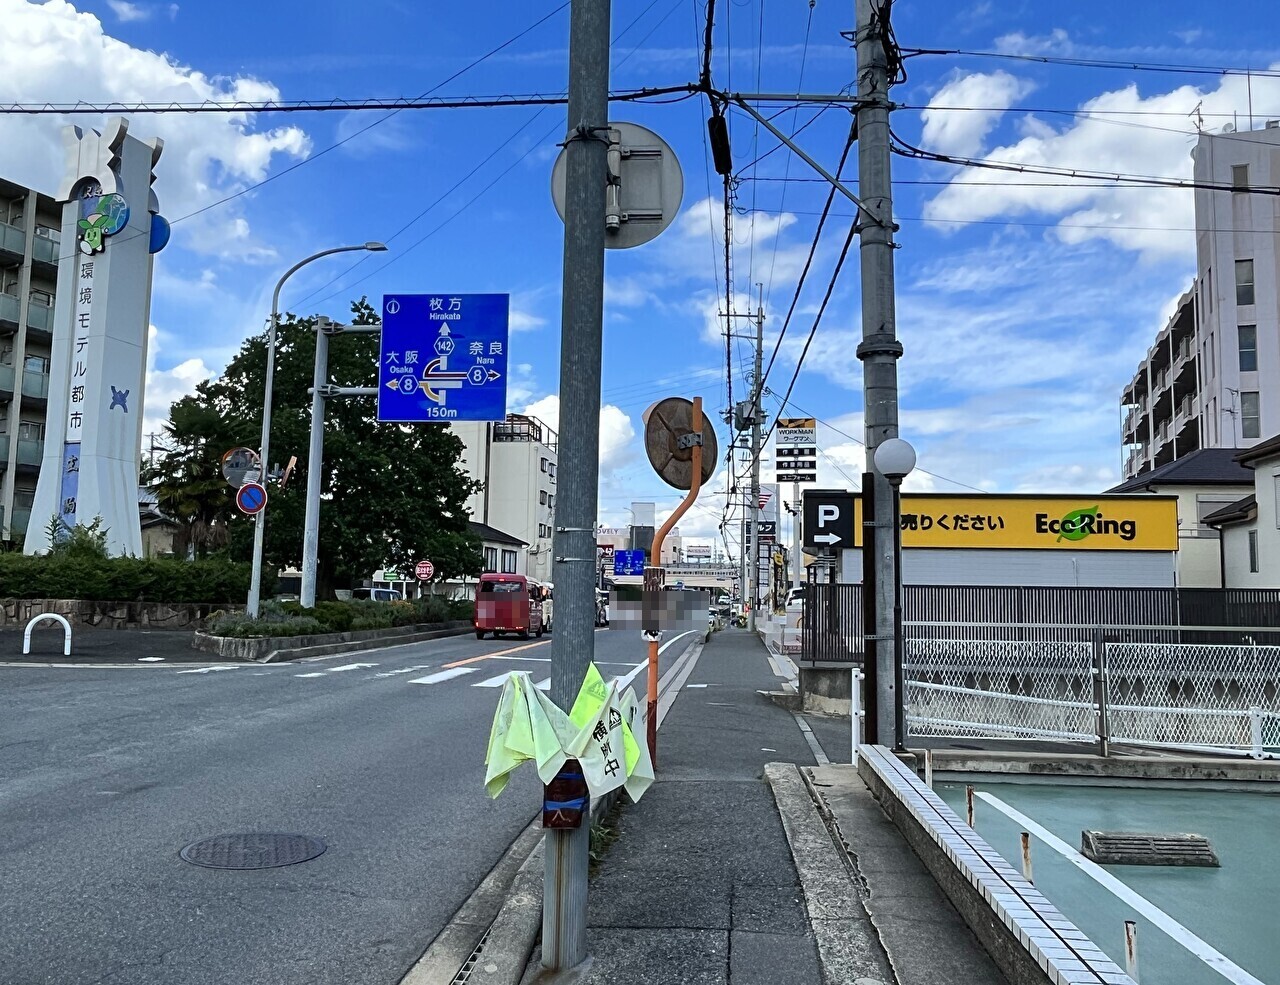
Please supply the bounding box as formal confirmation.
[378,294,509,422]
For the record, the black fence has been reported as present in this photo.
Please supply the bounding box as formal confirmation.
[801,584,1280,663]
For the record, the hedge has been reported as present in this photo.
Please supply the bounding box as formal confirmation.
[206,595,472,639]
[0,553,251,603]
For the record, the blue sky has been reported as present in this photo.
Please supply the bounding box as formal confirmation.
[4,0,1280,545]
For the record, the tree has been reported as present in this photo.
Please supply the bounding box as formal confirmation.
[148,298,482,597]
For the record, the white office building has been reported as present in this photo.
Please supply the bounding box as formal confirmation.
[1122,123,1280,478]
[451,413,558,582]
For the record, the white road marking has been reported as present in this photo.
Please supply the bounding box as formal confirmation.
[976,792,1265,985]
[409,667,478,685]
[373,665,434,678]
[474,672,516,688]
[792,714,830,766]
[685,683,708,688]
[295,672,328,678]
[137,657,164,662]
[176,666,239,674]
[327,663,378,672]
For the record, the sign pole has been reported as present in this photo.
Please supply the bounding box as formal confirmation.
[644,397,704,765]
[300,319,330,609]
[542,0,611,971]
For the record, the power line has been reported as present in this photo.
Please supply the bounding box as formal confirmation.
[899,45,1280,80]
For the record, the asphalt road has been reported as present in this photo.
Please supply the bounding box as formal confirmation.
[0,626,701,985]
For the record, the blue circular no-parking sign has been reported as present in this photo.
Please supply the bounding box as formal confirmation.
[236,482,268,516]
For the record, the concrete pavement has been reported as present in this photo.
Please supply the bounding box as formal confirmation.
[0,625,699,985]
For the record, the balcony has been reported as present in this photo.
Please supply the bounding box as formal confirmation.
[21,369,49,403]
[0,292,17,329]
[15,437,43,470]
[11,507,30,538]
[1153,367,1170,392]
[1175,393,1199,428]
[31,229,60,268]
[1125,446,1147,475]
[26,299,53,339]
[0,219,24,260]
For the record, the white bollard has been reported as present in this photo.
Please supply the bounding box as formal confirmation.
[851,668,864,764]
[1124,920,1139,982]
[23,613,72,657]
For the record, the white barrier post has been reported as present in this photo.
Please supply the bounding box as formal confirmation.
[851,668,864,764]
[1124,919,1139,981]
[23,613,72,657]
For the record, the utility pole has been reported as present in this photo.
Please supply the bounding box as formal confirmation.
[748,299,764,632]
[543,0,610,972]
[855,0,904,747]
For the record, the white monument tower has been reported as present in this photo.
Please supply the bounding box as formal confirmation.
[24,117,168,556]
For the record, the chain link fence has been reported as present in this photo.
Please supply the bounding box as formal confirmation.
[903,626,1280,759]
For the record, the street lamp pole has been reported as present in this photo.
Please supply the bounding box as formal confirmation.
[245,241,387,619]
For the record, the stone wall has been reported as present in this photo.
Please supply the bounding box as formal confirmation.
[0,598,228,630]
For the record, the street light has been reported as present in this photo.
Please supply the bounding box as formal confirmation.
[873,437,916,752]
[245,241,388,619]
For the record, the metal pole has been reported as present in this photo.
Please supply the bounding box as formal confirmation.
[792,479,802,590]
[300,321,330,608]
[1020,831,1034,884]
[893,483,906,751]
[645,397,704,764]
[965,785,974,828]
[245,243,381,618]
[1125,920,1139,981]
[850,667,862,763]
[855,0,904,746]
[543,0,611,970]
[748,304,763,632]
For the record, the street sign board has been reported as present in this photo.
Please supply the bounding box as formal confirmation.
[378,294,509,423]
[597,544,616,559]
[415,560,435,581]
[613,549,646,576]
[778,471,818,484]
[803,489,855,553]
[235,481,267,516]
[757,520,777,543]
[685,544,712,558]
[777,417,817,446]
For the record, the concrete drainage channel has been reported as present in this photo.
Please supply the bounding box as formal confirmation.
[400,638,706,985]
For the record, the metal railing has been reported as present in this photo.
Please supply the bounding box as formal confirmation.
[904,625,1280,759]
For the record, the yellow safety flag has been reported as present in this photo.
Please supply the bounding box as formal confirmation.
[484,664,654,801]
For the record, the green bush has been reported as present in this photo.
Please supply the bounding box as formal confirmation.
[205,594,469,639]
[207,614,325,638]
[0,552,250,603]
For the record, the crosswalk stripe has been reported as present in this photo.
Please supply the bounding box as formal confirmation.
[295,672,328,678]
[408,667,478,685]
[474,672,515,688]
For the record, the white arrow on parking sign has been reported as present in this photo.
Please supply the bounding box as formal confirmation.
[813,532,842,545]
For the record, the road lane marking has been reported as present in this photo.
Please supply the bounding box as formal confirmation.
[295,672,328,678]
[474,672,516,688]
[442,640,551,668]
[327,663,378,672]
[372,665,434,678]
[176,666,239,674]
[976,792,1264,985]
[409,667,479,685]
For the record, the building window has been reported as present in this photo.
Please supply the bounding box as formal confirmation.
[14,487,35,508]
[1208,267,1212,312]
[1232,164,1250,190]
[1235,259,1255,306]
[501,550,517,573]
[540,458,548,472]
[547,495,554,511]
[1275,475,1280,530]
[539,490,547,505]
[1248,530,1259,573]
[483,546,498,572]
[1238,326,1257,372]
[1241,390,1261,439]
[17,422,43,441]
[23,354,49,374]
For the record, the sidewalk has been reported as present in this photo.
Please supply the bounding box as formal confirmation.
[523,628,823,984]
[511,628,1009,985]
[0,626,209,663]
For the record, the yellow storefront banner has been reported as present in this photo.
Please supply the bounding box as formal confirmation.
[842,495,1178,551]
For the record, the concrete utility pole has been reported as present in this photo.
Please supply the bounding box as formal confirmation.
[543,0,610,971]
[748,301,764,632]
[854,0,905,747]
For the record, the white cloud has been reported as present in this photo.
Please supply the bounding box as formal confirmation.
[143,324,214,436]
[921,71,1036,158]
[522,395,636,477]
[509,309,547,332]
[0,0,310,260]
[921,58,1280,259]
[106,1,147,21]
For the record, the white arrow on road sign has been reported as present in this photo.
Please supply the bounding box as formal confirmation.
[813,532,842,545]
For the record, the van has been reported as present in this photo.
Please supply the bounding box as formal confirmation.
[474,573,544,640]
[352,587,403,602]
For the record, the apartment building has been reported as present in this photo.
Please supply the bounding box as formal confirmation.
[0,177,61,544]
[1122,123,1280,478]
[451,413,558,582]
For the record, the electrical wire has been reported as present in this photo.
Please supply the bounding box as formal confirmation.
[898,45,1280,80]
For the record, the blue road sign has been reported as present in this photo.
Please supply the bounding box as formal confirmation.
[236,482,267,516]
[613,550,646,576]
[378,294,509,422]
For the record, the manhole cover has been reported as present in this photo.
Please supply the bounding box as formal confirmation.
[1081,830,1219,867]
[180,833,327,870]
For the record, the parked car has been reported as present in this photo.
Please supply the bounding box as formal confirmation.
[351,587,403,602]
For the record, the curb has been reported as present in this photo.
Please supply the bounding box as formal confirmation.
[190,622,473,663]
[758,688,802,712]
[262,623,474,662]
[764,762,894,985]
[409,636,705,984]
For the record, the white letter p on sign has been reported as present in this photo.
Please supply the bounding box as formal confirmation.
[818,505,839,527]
